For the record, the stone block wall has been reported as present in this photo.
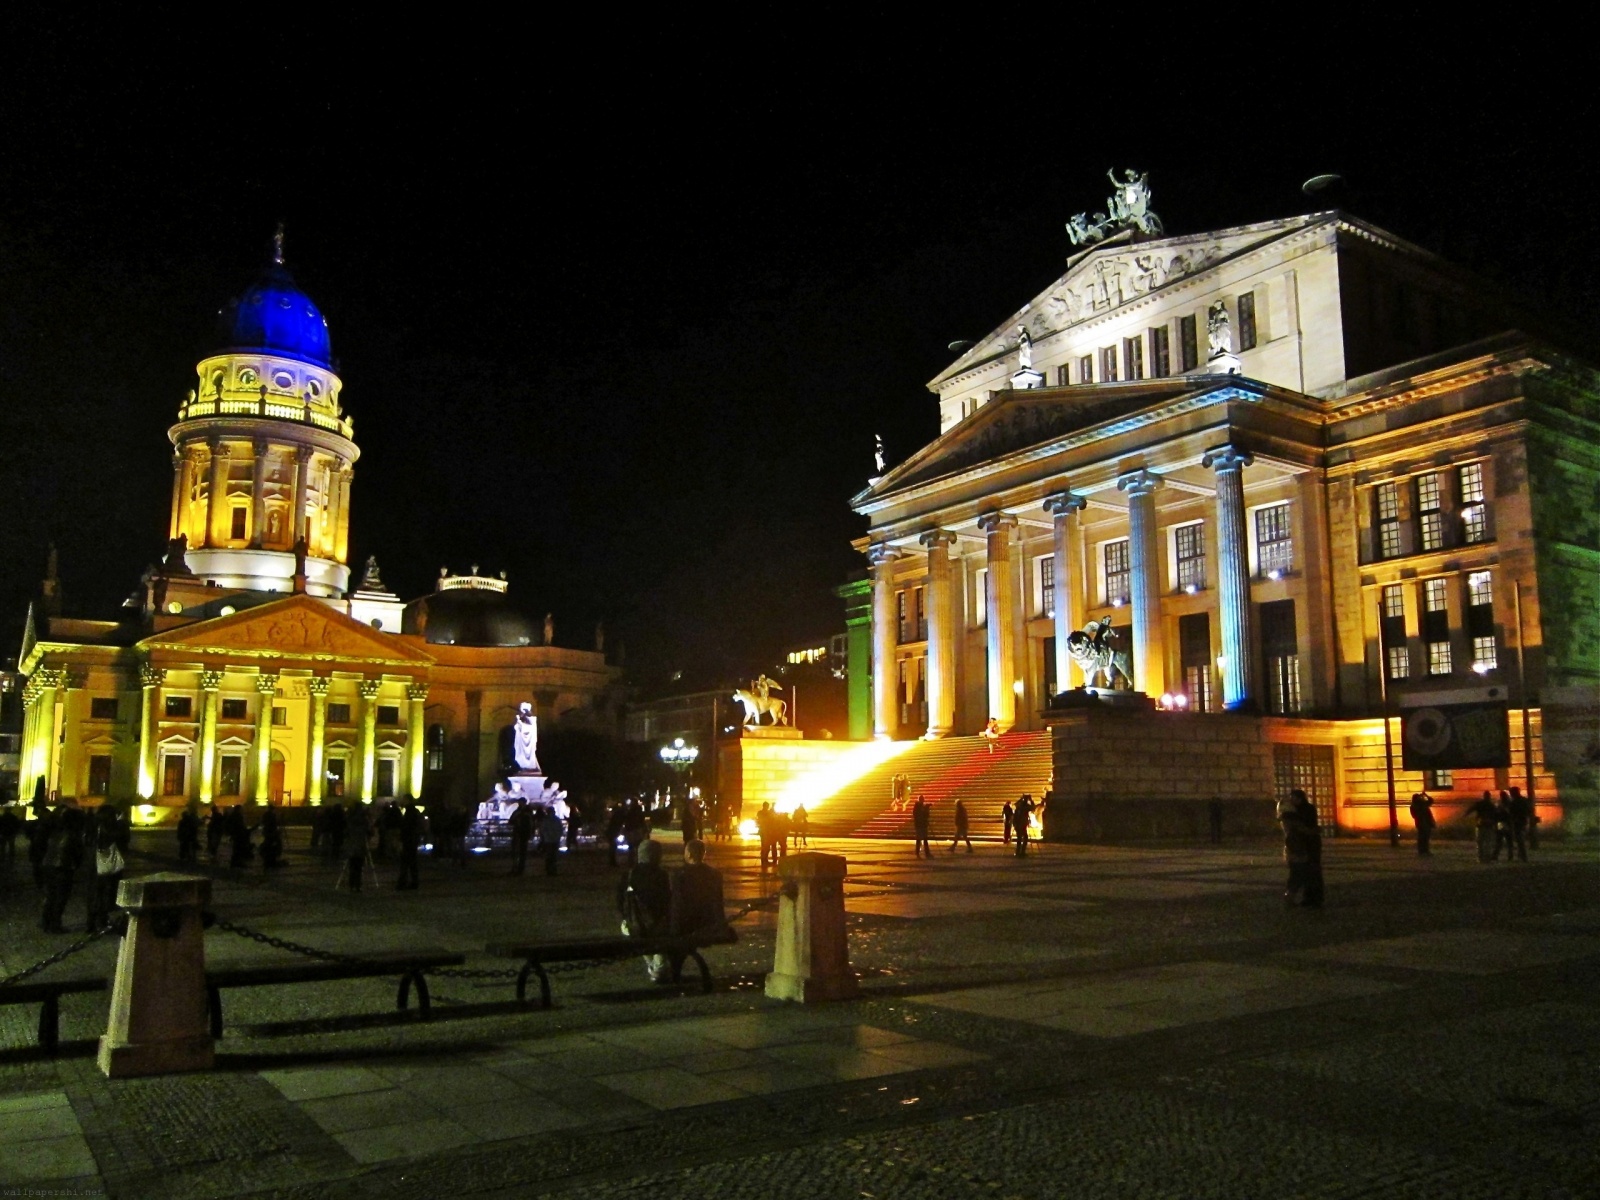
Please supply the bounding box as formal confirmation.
[719,736,860,817]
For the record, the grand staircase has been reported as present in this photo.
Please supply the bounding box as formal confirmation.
[803,731,1052,840]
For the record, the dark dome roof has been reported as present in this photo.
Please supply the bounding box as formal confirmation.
[218,264,332,367]
[406,589,537,647]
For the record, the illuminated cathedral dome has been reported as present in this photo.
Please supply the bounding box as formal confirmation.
[217,261,332,368]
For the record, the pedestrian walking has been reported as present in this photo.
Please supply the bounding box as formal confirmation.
[509,799,532,875]
[1013,794,1034,858]
[1001,801,1013,845]
[950,799,973,853]
[86,806,127,932]
[1408,791,1435,857]
[1277,789,1324,907]
[395,797,423,890]
[912,796,933,858]
[791,804,810,847]
[981,717,1001,753]
[228,805,254,869]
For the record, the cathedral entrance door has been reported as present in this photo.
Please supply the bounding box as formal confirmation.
[268,751,286,803]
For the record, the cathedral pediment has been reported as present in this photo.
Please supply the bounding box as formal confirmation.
[140,594,434,665]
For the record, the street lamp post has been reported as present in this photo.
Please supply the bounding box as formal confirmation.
[659,737,699,821]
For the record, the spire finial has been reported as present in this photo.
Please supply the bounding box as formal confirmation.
[272,221,285,266]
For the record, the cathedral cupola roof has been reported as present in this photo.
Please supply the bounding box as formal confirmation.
[216,226,332,368]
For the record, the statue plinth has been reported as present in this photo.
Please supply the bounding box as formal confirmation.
[1046,687,1155,713]
[1207,351,1241,375]
[1010,368,1045,390]
[740,725,802,740]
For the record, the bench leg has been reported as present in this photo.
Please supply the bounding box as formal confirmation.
[397,972,412,1011]
[691,951,712,994]
[207,984,223,1040]
[412,971,432,1020]
[532,961,551,1009]
[38,995,59,1053]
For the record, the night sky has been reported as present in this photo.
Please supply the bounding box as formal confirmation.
[3,17,1595,686]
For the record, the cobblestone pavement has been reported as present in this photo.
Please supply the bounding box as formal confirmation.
[1,829,1596,1198]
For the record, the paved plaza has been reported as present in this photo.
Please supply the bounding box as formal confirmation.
[1,828,1597,1198]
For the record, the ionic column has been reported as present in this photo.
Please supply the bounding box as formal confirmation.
[253,673,278,803]
[978,512,1019,731]
[919,530,958,738]
[1117,470,1166,696]
[137,665,164,800]
[867,544,899,739]
[198,669,223,805]
[301,676,329,805]
[406,683,429,797]
[249,440,270,547]
[27,670,64,796]
[1203,445,1257,710]
[1044,490,1087,691]
[205,441,231,549]
[292,447,313,545]
[358,679,382,801]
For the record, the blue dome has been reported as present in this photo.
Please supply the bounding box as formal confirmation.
[218,264,332,367]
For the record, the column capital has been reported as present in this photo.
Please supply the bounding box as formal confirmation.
[865,542,898,568]
[917,529,958,550]
[1117,469,1163,498]
[358,679,383,700]
[976,511,1018,535]
[254,673,280,695]
[209,439,232,458]
[1202,444,1254,475]
[139,666,165,690]
[1043,491,1087,517]
[406,682,430,701]
[306,675,332,697]
[199,669,224,692]
[252,437,270,455]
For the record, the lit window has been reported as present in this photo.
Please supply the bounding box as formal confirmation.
[1459,461,1485,503]
[1387,645,1410,680]
[1417,473,1444,551]
[1426,768,1454,790]
[1459,462,1487,543]
[328,702,352,724]
[1238,292,1258,351]
[1472,635,1498,671]
[1184,663,1214,713]
[1428,641,1453,675]
[1040,556,1056,619]
[1175,523,1205,592]
[1100,346,1118,383]
[426,724,447,771]
[1078,354,1093,383]
[1467,570,1493,608]
[1267,653,1301,713]
[1376,482,1402,558]
[1124,335,1144,380]
[220,755,243,795]
[1150,326,1171,378]
[1103,540,1130,605]
[1424,577,1449,613]
[88,755,112,796]
[1256,504,1292,577]
[1382,584,1406,620]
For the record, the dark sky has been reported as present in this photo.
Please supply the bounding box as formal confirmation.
[2,17,1595,685]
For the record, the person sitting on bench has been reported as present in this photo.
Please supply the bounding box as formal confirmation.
[669,838,731,985]
[617,839,671,981]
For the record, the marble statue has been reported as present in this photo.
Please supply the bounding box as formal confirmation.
[513,701,541,772]
[543,613,553,645]
[1017,327,1033,370]
[874,434,886,474]
[1207,301,1233,358]
[1067,168,1164,246]
[1065,617,1134,690]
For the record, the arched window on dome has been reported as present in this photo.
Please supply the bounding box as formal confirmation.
[426,724,447,772]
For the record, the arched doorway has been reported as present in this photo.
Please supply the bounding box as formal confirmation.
[268,749,287,803]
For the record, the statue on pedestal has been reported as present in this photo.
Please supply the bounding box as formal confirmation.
[513,702,541,772]
[1066,617,1134,690]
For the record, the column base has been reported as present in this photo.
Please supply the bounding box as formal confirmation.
[764,970,860,1003]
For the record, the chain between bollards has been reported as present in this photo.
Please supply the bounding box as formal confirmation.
[0,925,115,990]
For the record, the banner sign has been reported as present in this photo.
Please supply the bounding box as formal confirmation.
[1399,684,1511,770]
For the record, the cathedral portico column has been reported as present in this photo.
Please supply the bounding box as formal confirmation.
[205,441,231,548]
[137,666,164,800]
[253,674,278,803]
[1203,445,1257,710]
[1117,471,1166,697]
[1044,491,1087,691]
[867,545,899,739]
[406,683,429,796]
[978,512,1020,731]
[306,676,330,804]
[197,670,223,805]
[918,530,958,738]
[358,679,382,801]
[292,447,313,545]
[249,440,270,547]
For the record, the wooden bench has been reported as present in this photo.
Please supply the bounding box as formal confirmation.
[0,975,108,1053]
[205,949,465,1038]
[485,928,739,1008]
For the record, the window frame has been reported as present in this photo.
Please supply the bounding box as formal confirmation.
[1102,539,1130,606]
[1237,291,1258,351]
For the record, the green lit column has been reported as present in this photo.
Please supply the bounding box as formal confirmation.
[197,669,223,805]
[137,666,164,800]
[253,673,278,803]
[406,682,429,797]
[306,676,329,805]
[358,679,381,802]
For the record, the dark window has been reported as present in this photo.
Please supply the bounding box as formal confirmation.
[163,754,187,797]
[165,695,193,718]
[1040,556,1056,619]
[1056,365,1070,386]
[1422,577,1450,644]
[915,586,927,641]
[1100,346,1118,382]
[376,759,396,797]
[1078,354,1093,383]
[88,755,112,796]
[426,724,447,771]
[897,590,909,644]
[1175,523,1205,592]
[1043,636,1057,699]
[1238,292,1257,350]
[1179,612,1213,712]
[90,697,118,720]
[221,698,247,720]
[231,507,247,539]
[1260,599,1301,714]
[1104,540,1130,605]
[272,705,289,727]
[1150,325,1171,377]
[377,705,401,725]
[1123,335,1144,380]
[1381,584,1409,681]
[220,755,243,796]
[328,703,352,724]
[1178,313,1199,371]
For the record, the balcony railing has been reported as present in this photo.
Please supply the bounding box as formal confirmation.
[177,393,354,439]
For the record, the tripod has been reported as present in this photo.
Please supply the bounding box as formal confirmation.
[335,845,378,891]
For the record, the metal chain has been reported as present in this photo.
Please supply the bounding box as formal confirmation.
[727,892,781,922]
[211,917,373,967]
[0,925,113,990]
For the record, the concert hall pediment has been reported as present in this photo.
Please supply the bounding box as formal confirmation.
[140,594,434,665]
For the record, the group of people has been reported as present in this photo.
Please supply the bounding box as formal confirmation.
[507,798,567,876]
[4,782,132,934]
[178,802,284,871]
[753,802,809,867]
[1462,788,1535,863]
[615,837,731,982]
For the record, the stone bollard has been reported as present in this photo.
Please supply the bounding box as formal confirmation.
[765,851,859,1003]
[98,873,213,1078]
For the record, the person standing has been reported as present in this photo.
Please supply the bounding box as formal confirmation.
[205,804,225,861]
[538,805,564,875]
[344,800,370,892]
[509,799,532,876]
[228,805,254,869]
[1467,791,1497,862]
[1408,791,1436,857]
[0,804,19,870]
[912,796,933,858]
[1013,794,1033,858]
[1492,791,1515,861]
[395,797,423,890]
[791,804,809,847]
[1001,801,1013,845]
[86,807,127,932]
[176,802,200,864]
[680,796,699,845]
[1277,789,1323,907]
[950,799,973,853]
[1508,787,1531,861]
[668,838,730,980]
[40,808,85,933]
[260,805,285,869]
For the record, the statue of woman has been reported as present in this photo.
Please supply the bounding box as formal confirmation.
[513,702,541,773]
